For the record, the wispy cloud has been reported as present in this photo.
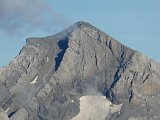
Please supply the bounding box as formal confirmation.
[0,0,69,37]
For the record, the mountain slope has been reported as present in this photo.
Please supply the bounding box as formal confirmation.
[0,21,160,120]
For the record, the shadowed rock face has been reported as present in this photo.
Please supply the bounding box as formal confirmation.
[0,21,160,120]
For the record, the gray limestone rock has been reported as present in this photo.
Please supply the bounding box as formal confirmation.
[0,21,160,120]
[10,108,28,120]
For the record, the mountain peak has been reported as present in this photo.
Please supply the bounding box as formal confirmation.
[73,21,99,31]
[26,21,106,45]
[73,21,97,29]
[63,21,101,36]
[0,21,160,120]
[74,21,90,26]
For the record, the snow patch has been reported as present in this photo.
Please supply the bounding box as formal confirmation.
[5,107,10,113]
[71,96,122,120]
[30,76,38,84]
[71,96,111,120]
[109,103,123,113]
[46,57,49,62]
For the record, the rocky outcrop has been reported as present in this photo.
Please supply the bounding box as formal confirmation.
[10,108,28,120]
[0,21,160,120]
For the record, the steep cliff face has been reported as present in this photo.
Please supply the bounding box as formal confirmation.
[0,21,160,120]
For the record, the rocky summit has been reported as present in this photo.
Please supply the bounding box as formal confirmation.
[0,21,160,120]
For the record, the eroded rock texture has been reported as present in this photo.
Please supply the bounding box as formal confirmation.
[0,21,160,120]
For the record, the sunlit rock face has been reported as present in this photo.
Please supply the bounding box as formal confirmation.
[0,21,160,120]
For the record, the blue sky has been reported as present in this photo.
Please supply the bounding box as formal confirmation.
[0,0,160,67]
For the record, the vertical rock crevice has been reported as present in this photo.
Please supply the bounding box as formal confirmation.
[105,48,135,103]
